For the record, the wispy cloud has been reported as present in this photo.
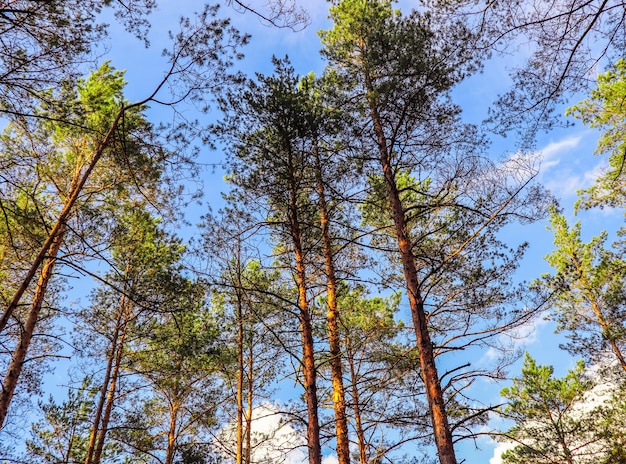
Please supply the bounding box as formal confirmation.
[480,315,550,365]
[538,135,582,170]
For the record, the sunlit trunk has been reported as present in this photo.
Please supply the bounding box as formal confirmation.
[0,224,66,427]
[313,140,350,464]
[365,73,457,464]
[165,404,179,464]
[287,154,322,464]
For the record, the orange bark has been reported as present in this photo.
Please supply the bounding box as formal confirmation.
[0,225,66,428]
[288,154,322,464]
[313,142,350,464]
[366,76,457,464]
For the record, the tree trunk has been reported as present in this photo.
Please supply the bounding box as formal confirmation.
[346,337,368,464]
[85,293,129,464]
[92,305,130,464]
[288,159,322,464]
[313,141,350,464]
[236,251,245,464]
[165,404,179,464]
[245,322,253,464]
[0,224,66,427]
[365,76,457,464]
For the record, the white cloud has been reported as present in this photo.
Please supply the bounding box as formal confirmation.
[490,441,516,464]
[217,402,308,464]
[538,136,582,169]
[322,455,339,464]
[529,134,619,199]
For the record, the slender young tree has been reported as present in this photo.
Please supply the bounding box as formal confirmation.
[537,211,626,370]
[202,209,289,464]
[496,354,626,464]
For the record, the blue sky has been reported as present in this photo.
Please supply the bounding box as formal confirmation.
[43,1,621,463]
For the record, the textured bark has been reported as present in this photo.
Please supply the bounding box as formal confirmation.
[165,404,179,464]
[85,293,128,464]
[92,307,129,464]
[365,74,457,464]
[346,337,367,464]
[287,156,322,464]
[0,224,66,427]
[313,141,350,464]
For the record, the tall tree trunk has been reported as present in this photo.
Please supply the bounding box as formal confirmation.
[85,292,129,464]
[165,404,179,464]
[312,141,350,464]
[0,224,66,427]
[287,160,322,464]
[365,75,457,464]
[245,336,253,464]
[346,337,367,464]
[235,243,245,464]
[92,305,130,464]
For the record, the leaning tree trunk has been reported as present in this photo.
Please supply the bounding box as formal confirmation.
[0,224,67,427]
[365,75,457,464]
[0,107,125,335]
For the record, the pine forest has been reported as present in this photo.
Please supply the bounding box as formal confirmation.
[0,1,625,463]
